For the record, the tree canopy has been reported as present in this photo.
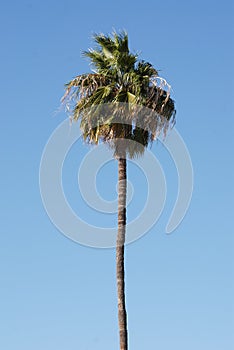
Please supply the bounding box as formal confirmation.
[62,31,176,158]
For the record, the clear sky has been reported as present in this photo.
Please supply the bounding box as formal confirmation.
[0,0,233,349]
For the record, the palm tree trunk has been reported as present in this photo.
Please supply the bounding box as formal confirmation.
[116,156,128,350]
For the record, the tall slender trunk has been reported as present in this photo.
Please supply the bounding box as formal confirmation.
[116,157,128,350]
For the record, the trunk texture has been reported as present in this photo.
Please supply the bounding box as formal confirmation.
[116,157,128,350]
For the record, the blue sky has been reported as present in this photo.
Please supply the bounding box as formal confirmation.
[0,0,233,349]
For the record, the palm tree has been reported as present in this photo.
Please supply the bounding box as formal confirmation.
[62,31,176,350]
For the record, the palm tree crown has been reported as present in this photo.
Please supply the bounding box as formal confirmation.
[62,31,176,158]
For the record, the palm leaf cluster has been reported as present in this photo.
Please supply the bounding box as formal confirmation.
[62,32,176,157]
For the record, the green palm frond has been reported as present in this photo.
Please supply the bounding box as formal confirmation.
[136,60,158,78]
